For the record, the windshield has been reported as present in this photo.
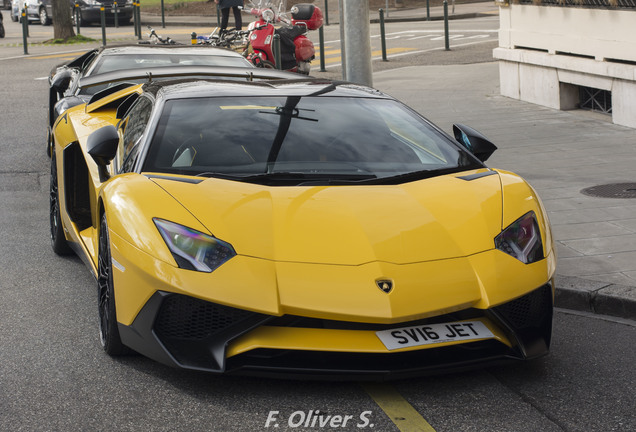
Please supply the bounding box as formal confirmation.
[142,96,481,185]
[81,53,252,95]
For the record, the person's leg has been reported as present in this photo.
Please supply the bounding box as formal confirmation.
[220,7,230,31]
[232,6,242,30]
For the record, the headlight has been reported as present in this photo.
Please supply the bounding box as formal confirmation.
[495,211,544,264]
[154,219,236,272]
[262,8,275,22]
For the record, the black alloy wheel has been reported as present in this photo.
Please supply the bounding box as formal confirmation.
[97,213,130,356]
[49,152,72,255]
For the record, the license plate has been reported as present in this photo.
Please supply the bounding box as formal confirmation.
[376,320,494,351]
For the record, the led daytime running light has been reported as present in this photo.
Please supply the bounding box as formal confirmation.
[154,219,236,272]
[495,211,544,264]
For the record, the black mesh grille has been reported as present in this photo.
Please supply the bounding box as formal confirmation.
[155,295,255,340]
[228,340,512,378]
[493,284,552,331]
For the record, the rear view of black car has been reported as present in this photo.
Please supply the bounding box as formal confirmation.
[73,0,133,26]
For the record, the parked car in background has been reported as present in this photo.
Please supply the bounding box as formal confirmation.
[1,0,11,9]
[10,0,132,26]
[10,0,50,24]
[72,0,133,27]
[47,44,256,155]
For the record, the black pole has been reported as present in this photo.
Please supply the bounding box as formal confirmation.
[443,0,450,51]
[319,25,326,72]
[161,0,165,28]
[426,0,430,21]
[133,2,138,36]
[114,1,119,28]
[379,9,387,62]
[273,33,281,70]
[75,4,80,34]
[137,2,142,40]
[100,6,106,46]
[323,0,328,26]
[21,7,28,55]
[22,5,29,38]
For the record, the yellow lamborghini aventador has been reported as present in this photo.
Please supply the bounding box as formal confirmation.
[49,67,556,378]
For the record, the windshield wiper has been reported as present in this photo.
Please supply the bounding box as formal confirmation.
[342,166,479,185]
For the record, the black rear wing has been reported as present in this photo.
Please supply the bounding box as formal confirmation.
[78,65,301,90]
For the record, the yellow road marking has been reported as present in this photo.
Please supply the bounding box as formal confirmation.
[316,47,416,64]
[319,49,341,55]
[371,47,417,57]
[363,383,437,432]
[27,52,85,60]
[319,56,345,65]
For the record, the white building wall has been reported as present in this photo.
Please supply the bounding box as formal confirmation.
[494,4,636,128]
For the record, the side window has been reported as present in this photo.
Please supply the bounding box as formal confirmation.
[118,96,153,173]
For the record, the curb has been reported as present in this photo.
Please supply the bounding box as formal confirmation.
[555,275,636,320]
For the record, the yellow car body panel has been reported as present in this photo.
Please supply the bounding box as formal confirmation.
[95,167,554,328]
[150,168,503,265]
[98,169,555,327]
[51,85,143,272]
[109,231,282,325]
[109,224,555,326]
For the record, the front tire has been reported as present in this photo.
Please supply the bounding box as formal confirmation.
[71,10,82,27]
[50,152,72,255]
[98,213,130,356]
[39,7,50,25]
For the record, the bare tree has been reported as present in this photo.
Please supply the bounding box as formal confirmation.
[52,0,75,40]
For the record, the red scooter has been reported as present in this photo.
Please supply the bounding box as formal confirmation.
[242,0,323,75]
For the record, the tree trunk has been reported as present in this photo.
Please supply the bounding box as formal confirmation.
[52,0,75,40]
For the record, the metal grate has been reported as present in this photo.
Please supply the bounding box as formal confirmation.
[579,86,612,114]
[493,284,552,330]
[581,183,636,199]
[155,295,255,340]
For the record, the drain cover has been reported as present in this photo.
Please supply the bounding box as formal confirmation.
[581,183,636,199]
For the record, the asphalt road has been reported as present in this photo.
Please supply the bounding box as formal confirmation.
[0,17,635,432]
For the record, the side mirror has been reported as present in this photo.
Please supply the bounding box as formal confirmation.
[87,125,119,182]
[452,124,497,163]
[51,69,73,95]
